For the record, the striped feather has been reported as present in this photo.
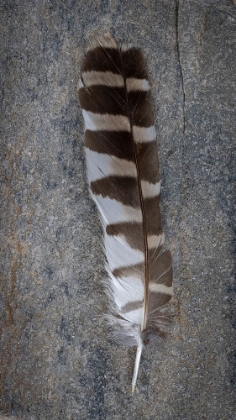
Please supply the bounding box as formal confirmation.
[78,33,173,391]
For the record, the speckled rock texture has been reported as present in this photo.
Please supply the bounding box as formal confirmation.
[1,1,236,419]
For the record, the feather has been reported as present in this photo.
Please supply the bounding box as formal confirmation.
[78,33,173,392]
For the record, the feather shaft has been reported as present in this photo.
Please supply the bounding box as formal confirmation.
[132,342,143,393]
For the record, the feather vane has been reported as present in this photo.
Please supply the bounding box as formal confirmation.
[78,33,173,391]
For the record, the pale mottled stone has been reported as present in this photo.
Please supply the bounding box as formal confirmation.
[1,0,236,419]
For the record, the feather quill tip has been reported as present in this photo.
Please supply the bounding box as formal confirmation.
[132,343,143,393]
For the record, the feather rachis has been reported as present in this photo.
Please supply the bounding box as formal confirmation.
[79,33,173,391]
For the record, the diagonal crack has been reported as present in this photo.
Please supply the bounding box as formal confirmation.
[175,0,186,137]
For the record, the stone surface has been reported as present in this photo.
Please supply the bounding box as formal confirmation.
[1,0,236,419]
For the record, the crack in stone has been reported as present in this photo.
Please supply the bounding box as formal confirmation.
[175,0,186,137]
